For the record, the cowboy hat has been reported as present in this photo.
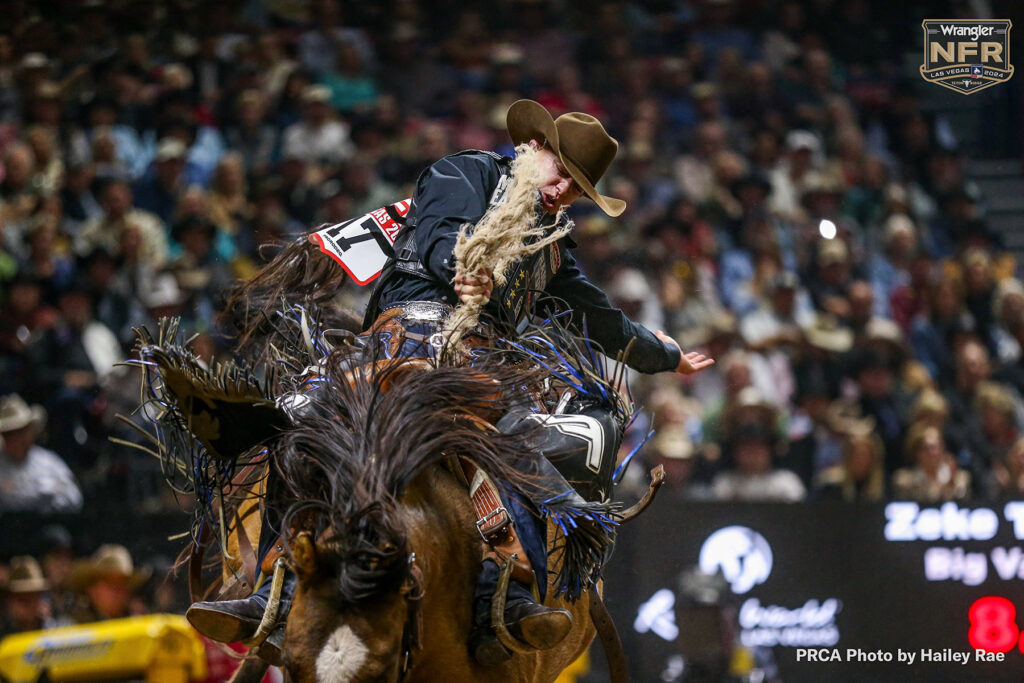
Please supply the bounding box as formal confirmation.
[804,314,853,353]
[0,394,46,434]
[6,556,50,594]
[506,99,626,217]
[68,544,151,593]
[648,425,695,461]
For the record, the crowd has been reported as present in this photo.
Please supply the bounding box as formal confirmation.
[0,532,270,682]
[0,0,1023,557]
[0,527,181,637]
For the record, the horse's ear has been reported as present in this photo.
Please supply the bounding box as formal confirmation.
[290,531,317,577]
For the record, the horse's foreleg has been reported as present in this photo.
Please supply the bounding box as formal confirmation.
[228,657,271,683]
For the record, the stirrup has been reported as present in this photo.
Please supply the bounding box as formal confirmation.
[489,554,537,655]
[242,558,287,654]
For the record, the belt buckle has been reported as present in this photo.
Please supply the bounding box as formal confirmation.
[403,301,450,323]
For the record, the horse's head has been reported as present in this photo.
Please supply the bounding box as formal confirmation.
[272,354,536,681]
[282,529,422,683]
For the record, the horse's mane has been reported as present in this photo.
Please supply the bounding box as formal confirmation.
[221,238,360,361]
[272,342,546,605]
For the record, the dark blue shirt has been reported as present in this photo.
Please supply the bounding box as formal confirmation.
[377,150,681,374]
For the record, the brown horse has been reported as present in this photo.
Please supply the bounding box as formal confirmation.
[137,314,629,683]
[261,350,608,683]
[281,470,595,683]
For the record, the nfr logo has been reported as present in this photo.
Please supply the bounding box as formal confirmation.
[921,19,1013,94]
[698,526,773,594]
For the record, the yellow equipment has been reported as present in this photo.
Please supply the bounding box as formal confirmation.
[0,615,208,683]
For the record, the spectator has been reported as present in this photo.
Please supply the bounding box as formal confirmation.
[910,274,968,386]
[0,394,82,513]
[868,214,917,319]
[29,278,123,465]
[893,423,970,502]
[69,544,150,623]
[674,121,729,205]
[814,430,887,502]
[39,525,75,625]
[852,348,911,473]
[205,152,253,240]
[807,238,853,318]
[0,556,54,636]
[280,85,355,172]
[645,425,708,498]
[785,365,847,485]
[993,436,1024,499]
[76,179,167,270]
[992,278,1024,365]
[960,248,999,356]
[223,90,278,180]
[969,381,1020,490]
[320,42,377,114]
[712,422,806,502]
[0,142,43,253]
[943,339,1019,469]
[297,0,375,76]
[132,138,196,227]
[20,216,74,304]
[769,130,822,223]
[739,270,814,352]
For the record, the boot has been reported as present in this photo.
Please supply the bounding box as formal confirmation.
[187,570,295,666]
[468,560,572,666]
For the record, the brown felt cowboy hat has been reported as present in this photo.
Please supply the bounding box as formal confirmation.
[68,544,151,593]
[506,99,627,217]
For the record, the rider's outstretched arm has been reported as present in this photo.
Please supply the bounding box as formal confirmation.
[543,249,685,374]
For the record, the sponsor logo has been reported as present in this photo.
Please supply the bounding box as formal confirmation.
[920,19,1013,94]
[24,636,114,665]
[635,525,842,648]
[698,525,773,594]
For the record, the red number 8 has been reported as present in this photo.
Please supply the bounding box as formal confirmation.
[968,596,1021,653]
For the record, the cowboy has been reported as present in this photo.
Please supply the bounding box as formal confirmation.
[68,544,150,623]
[0,556,55,636]
[0,394,82,514]
[188,100,714,665]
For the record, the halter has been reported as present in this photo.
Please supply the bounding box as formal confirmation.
[398,552,425,680]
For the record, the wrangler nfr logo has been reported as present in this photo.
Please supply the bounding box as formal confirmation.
[921,19,1013,94]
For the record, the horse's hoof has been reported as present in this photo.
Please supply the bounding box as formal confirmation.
[507,605,573,651]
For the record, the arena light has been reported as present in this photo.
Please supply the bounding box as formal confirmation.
[819,219,837,239]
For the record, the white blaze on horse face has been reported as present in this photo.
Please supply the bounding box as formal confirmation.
[316,625,369,683]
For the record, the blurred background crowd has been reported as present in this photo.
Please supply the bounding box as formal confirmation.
[3,0,1024,636]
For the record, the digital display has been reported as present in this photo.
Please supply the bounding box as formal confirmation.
[601,498,1024,682]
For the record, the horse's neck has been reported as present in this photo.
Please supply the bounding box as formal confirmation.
[399,465,482,678]
[403,465,480,598]
[399,465,598,682]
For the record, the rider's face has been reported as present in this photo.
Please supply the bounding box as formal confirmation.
[531,141,584,215]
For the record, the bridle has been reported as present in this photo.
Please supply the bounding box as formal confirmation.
[397,552,425,681]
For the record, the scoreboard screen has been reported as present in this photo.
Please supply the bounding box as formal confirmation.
[603,498,1024,682]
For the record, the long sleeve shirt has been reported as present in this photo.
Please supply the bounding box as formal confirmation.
[0,445,83,513]
[377,150,680,374]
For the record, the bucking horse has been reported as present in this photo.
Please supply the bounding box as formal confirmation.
[127,237,664,683]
